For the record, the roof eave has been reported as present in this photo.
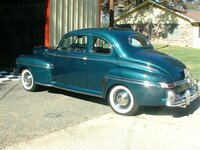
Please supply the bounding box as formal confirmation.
[191,21,200,24]
[115,0,197,24]
[115,0,150,23]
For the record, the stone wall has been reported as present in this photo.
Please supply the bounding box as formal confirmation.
[152,23,193,47]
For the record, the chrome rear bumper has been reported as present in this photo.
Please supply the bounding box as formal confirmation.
[166,80,200,108]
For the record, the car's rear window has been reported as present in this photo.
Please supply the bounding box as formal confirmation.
[128,34,152,48]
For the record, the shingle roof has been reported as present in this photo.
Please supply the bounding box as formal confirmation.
[183,11,200,21]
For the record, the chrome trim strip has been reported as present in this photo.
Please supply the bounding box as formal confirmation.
[45,51,56,56]
[36,82,53,87]
[166,91,198,108]
[55,54,117,63]
[174,78,191,86]
[16,62,53,69]
[118,61,159,73]
[166,84,199,107]
[105,75,160,87]
[90,59,158,72]
[55,54,85,60]
[86,58,117,63]
[198,82,200,97]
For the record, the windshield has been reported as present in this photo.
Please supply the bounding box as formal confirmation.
[128,34,152,48]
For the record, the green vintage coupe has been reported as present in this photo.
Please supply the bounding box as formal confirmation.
[15,28,200,115]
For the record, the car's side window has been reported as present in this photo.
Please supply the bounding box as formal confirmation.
[58,35,87,53]
[92,37,111,54]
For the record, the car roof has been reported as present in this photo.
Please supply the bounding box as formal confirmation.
[66,28,137,38]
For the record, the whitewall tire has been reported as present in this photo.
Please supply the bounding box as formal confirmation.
[108,85,139,116]
[21,69,38,92]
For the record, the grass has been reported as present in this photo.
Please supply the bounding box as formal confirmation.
[154,44,200,80]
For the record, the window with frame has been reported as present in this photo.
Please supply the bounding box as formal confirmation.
[92,37,111,54]
[128,34,152,48]
[58,35,87,53]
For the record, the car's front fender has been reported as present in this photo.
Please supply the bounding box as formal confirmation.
[16,55,54,85]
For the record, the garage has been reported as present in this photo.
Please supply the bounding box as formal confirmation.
[0,0,100,69]
[0,0,46,68]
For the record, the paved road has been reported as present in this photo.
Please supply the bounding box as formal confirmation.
[0,81,111,149]
[1,81,200,149]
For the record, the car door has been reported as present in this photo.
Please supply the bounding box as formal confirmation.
[86,35,117,96]
[52,35,88,90]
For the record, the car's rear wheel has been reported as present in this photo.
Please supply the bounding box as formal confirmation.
[21,69,39,92]
[108,85,139,116]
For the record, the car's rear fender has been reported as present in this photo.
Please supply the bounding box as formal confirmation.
[103,67,166,106]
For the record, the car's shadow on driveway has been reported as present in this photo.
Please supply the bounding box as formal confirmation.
[139,98,200,118]
[45,87,108,106]
[44,86,200,118]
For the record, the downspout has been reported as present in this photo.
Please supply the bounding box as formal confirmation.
[45,0,50,46]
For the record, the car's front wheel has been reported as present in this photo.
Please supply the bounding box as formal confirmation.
[21,69,39,92]
[108,85,139,116]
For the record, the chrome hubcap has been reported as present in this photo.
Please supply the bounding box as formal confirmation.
[114,90,130,107]
[23,72,33,87]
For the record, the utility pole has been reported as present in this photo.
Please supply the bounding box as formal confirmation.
[98,0,102,28]
[109,0,114,27]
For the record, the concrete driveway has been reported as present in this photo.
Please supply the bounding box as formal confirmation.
[1,80,200,150]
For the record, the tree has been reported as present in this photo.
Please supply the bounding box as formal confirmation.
[153,0,200,11]
[101,0,200,26]
[102,0,200,15]
[101,0,144,26]
[184,0,200,10]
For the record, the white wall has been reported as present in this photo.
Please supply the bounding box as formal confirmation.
[193,25,200,49]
